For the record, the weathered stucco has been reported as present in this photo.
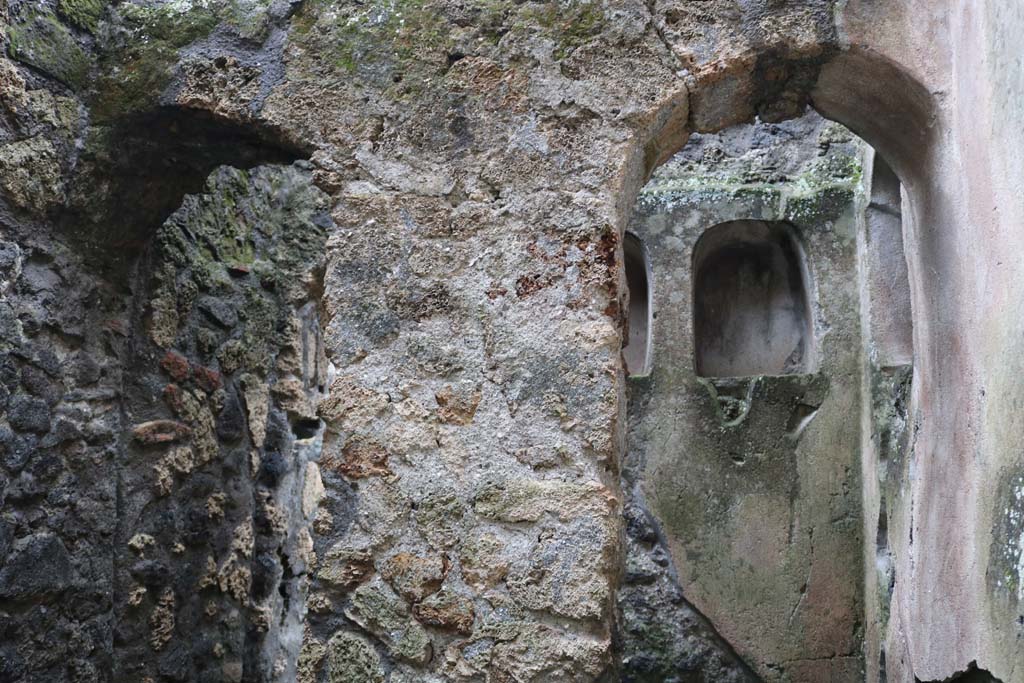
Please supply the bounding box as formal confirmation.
[0,0,1022,681]
[625,113,867,682]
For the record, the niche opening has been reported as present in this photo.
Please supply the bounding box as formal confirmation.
[864,152,914,366]
[622,233,653,376]
[693,220,813,378]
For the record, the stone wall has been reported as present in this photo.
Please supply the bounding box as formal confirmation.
[114,163,332,682]
[0,208,125,683]
[1,0,1024,681]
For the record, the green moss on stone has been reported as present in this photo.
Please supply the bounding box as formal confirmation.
[472,478,605,523]
[326,631,384,683]
[346,583,431,664]
[987,468,1024,600]
[58,0,106,33]
[149,164,330,370]
[90,3,220,121]
[463,0,515,45]
[289,0,605,96]
[517,0,605,59]
[224,0,275,41]
[785,186,856,225]
[414,489,466,548]
[117,3,221,45]
[7,9,93,89]
[790,152,862,193]
[290,0,454,96]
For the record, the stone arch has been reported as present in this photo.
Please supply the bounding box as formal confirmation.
[52,102,330,682]
[621,46,936,207]
[613,40,941,683]
[62,105,310,277]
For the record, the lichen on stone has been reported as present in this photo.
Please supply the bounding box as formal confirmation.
[345,580,433,664]
[326,630,385,683]
[0,136,65,214]
[988,468,1024,601]
[90,2,221,120]
[291,0,454,80]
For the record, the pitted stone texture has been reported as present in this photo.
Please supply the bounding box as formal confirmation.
[345,579,433,665]
[326,630,385,683]
[4,0,1020,681]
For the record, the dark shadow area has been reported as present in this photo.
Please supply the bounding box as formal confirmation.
[60,107,308,278]
[623,232,652,377]
[917,662,1003,683]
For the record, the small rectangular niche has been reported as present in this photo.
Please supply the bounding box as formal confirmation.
[693,220,814,378]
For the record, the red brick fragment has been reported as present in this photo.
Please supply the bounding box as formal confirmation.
[435,386,481,425]
[160,351,191,382]
[163,384,185,415]
[413,591,476,634]
[192,365,222,393]
[323,439,392,479]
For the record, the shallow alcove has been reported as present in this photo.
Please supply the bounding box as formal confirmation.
[62,107,309,278]
[622,232,653,376]
[692,220,813,378]
[863,152,914,367]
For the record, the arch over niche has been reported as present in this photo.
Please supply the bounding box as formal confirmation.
[622,46,937,207]
[811,47,936,189]
[692,220,813,378]
[63,105,309,278]
[615,38,949,683]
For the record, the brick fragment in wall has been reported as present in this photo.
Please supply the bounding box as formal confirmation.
[413,589,476,634]
[381,551,447,602]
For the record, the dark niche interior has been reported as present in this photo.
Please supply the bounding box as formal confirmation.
[693,219,813,378]
[623,232,652,377]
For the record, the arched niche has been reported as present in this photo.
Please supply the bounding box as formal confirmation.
[622,232,653,377]
[63,106,308,279]
[614,35,954,683]
[692,220,814,378]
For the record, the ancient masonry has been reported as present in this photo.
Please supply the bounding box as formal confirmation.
[0,1,1022,682]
